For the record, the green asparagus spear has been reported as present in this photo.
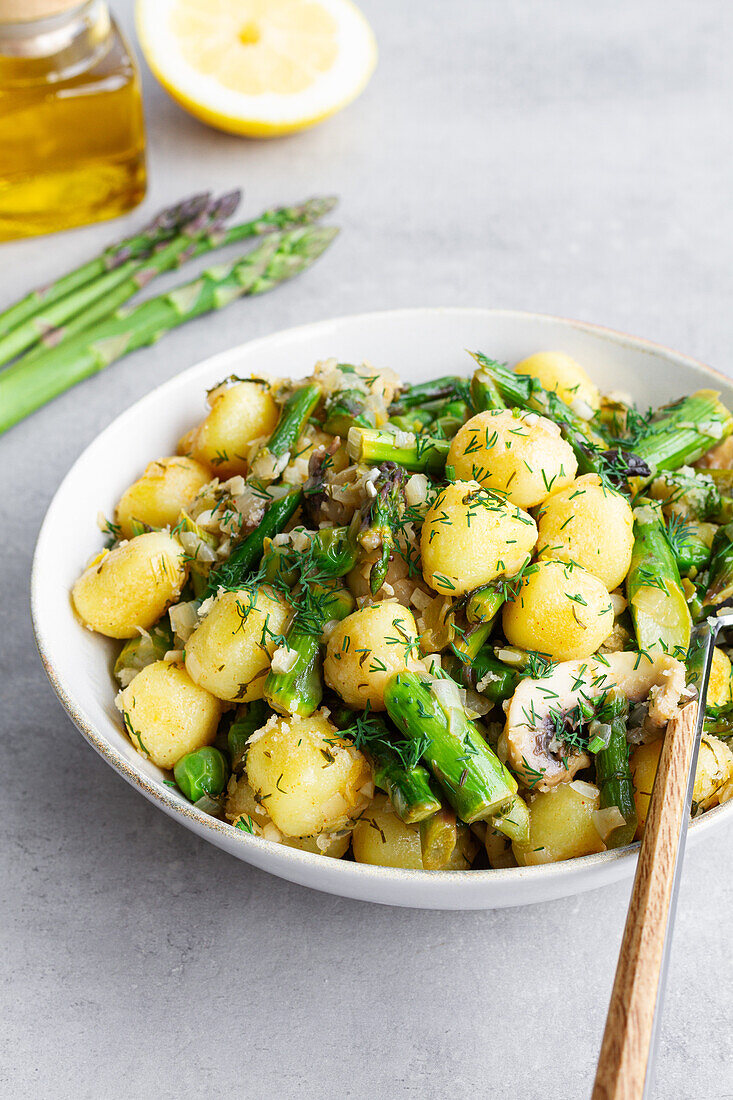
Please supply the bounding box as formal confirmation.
[264,582,354,716]
[389,376,470,413]
[24,196,339,361]
[248,382,322,484]
[0,226,338,436]
[347,426,450,475]
[0,193,240,368]
[664,516,713,577]
[593,691,637,848]
[449,647,519,703]
[0,192,211,341]
[227,699,270,772]
[361,463,405,594]
[451,586,504,665]
[470,360,507,412]
[699,522,733,610]
[388,408,435,434]
[371,749,442,824]
[626,501,691,658]
[340,711,442,824]
[206,489,303,595]
[420,807,458,870]
[383,671,521,827]
[632,391,733,472]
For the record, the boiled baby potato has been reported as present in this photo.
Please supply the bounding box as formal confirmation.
[707,647,733,709]
[246,710,372,837]
[502,558,614,661]
[352,793,424,869]
[72,531,187,639]
[631,734,733,832]
[189,380,280,477]
[324,601,419,710]
[513,783,604,865]
[118,660,222,769]
[185,586,290,702]
[514,351,600,412]
[420,480,537,597]
[225,775,351,856]
[115,455,211,538]
[537,474,635,590]
[448,409,577,508]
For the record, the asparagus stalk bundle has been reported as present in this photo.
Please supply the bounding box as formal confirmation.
[0,225,338,437]
[0,191,211,341]
[1,192,242,368]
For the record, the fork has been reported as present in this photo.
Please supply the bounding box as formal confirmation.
[591,606,733,1100]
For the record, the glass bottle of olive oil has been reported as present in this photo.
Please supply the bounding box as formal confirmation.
[0,0,146,241]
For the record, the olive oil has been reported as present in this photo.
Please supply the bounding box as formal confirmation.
[0,1,146,241]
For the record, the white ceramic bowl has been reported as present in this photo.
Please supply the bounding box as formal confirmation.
[31,308,733,909]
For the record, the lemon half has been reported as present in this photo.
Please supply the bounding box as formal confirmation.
[136,0,377,137]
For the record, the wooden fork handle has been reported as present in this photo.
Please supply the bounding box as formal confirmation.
[592,702,698,1100]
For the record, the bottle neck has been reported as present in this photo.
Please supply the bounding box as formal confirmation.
[0,1,111,82]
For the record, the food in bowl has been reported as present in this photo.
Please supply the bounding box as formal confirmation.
[71,349,733,871]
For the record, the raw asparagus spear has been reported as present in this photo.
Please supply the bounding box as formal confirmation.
[626,501,691,659]
[23,196,338,360]
[347,426,450,475]
[0,193,239,367]
[0,225,338,435]
[0,192,211,340]
[593,692,637,849]
[383,671,523,829]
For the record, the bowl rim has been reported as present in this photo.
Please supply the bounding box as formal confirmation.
[30,306,732,898]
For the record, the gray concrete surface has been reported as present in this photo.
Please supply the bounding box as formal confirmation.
[2,1,732,1096]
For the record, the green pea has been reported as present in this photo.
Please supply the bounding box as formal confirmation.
[173,746,230,802]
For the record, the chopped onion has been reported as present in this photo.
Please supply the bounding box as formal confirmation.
[169,600,200,644]
[405,473,429,506]
[588,720,612,751]
[569,780,600,801]
[592,806,627,841]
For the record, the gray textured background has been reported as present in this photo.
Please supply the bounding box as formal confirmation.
[2,1,732,1097]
